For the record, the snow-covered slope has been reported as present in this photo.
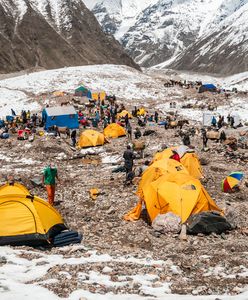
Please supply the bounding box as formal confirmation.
[86,0,248,74]
[0,65,175,116]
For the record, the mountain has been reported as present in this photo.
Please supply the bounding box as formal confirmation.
[170,1,248,75]
[86,0,248,75]
[0,0,138,74]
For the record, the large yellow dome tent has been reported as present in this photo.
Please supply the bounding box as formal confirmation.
[137,158,189,199]
[78,130,106,148]
[153,146,203,179]
[0,183,66,246]
[125,173,221,223]
[104,123,126,138]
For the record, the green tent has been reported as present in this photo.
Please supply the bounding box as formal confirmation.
[75,86,91,98]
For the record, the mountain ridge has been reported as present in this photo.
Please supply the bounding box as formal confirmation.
[0,0,139,74]
[86,0,248,75]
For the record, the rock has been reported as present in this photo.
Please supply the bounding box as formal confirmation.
[102,266,112,274]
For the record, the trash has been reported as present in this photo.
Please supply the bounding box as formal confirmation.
[89,188,100,200]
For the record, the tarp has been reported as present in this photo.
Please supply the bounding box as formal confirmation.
[104,123,126,138]
[78,130,105,148]
[203,84,216,89]
[43,106,79,130]
[203,112,216,127]
[0,183,66,246]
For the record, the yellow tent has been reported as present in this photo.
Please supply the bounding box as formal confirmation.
[126,173,221,223]
[153,148,175,162]
[137,158,189,199]
[137,108,146,116]
[117,110,132,119]
[0,182,29,196]
[78,130,105,148]
[53,91,65,97]
[91,91,106,101]
[153,147,203,179]
[143,173,221,223]
[0,183,66,246]
[104,123,126,138]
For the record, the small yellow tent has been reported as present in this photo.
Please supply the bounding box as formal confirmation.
[117,110,132,119]
[137,158,189,199]
[0,183,66,246]
[143,173,221,223]
[78,130,105,148]
[91,91,106,101]
[53,91,65,97]
[153,147,203,179]
[104,123,126,138]
[137,108,146,116]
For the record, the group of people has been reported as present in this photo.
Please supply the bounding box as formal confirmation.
[211,114,237,129]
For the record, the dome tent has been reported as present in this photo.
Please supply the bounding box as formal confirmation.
[104,123,126,138]
[0,183,66,246]
[78,129,106,148]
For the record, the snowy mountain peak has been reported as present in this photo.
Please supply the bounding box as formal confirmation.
[86,0,248,74]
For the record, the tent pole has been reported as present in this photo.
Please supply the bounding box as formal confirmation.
[179,196,187,241]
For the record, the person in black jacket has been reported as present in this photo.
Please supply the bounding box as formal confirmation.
[71,129,77,147]
[123,145,135,184]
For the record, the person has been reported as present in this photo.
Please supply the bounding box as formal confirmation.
[42,163,59,206]
[123,145,135,185]
[217,116,222,129]
[137,160,150,176]
[201,128,208,148]
[220,130,226,143]
[182,133,190,146]
[126,121,132,140]
[27,110,31,119]
[134,127,142,139]
[154,111,159,123]
[11,109,16,116]
[132,106,138,117]
[22,110,27,124]
[31,113,37,127]
[71,129,77,147]
[211,116,217,127]
[124,113,129,127]
[230,116,235,128]
[227,114,231,126]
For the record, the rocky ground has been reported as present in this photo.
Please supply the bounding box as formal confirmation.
[1,85,248,299]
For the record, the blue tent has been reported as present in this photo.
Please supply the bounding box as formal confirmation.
[43,106,79,130]
[199,84,217,93]
[204,84,216,89]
